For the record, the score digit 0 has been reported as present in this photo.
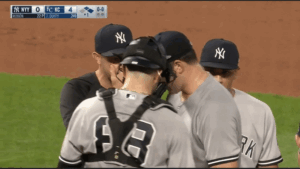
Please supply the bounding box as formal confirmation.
[97,7,104,12]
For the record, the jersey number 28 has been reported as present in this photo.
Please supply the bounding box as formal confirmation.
[95,116,156,165]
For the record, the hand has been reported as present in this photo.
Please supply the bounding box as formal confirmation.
[110,64,124,89]
[295,134,300,148]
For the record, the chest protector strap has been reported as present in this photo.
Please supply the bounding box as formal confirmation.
[82,89,159,167]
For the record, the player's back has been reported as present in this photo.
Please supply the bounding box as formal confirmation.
[61,89,194,168]
[233,89,283,167]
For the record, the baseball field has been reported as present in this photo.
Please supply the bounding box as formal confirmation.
[0,1,299,168]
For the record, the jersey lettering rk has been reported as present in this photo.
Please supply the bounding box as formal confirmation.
[233,89,283,167]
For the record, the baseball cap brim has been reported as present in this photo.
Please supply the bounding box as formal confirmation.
[100,48,126,57]
[200,62,238,70]
[120,56,161,69]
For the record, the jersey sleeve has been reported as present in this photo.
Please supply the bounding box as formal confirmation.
[198,101,242,167]
[167,115,195,168]
[60,80,85,129]
[257,105,283,166]
[58,105,88,167]
[166,92,182,108]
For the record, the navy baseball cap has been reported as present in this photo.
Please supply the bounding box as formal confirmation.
[121,37,167,70]
[154,31,193,62]
[200,39,239,70]
[95,23,133,57]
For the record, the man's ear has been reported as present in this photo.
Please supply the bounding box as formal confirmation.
[173,60,184,75]
[154,69,163,84]
[157,70,163,77]
[233,69,239,80]
[92,52,101,65]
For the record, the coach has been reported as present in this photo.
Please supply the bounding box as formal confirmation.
[59,23,133,129]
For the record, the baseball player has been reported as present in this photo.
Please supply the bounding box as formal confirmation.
[154,31,242,168]
[295,123,300,167]
[200,38,283,168]
[60,23,133,129]
[57,37,195,168]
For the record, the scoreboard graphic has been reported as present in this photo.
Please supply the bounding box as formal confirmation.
[10,5,107,19]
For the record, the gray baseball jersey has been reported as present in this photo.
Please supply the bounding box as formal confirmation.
[167,73,242,168]
[233,89,283,167]
[59,89,195,168]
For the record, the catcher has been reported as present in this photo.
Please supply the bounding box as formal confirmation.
[57,37,195,168]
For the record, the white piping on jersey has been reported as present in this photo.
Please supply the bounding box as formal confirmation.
[208,155,239,166]
[101,160,133,167]
[59,156,82,164]
[258,157,283,166]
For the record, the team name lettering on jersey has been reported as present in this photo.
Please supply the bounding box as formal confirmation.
[241,135,256,159]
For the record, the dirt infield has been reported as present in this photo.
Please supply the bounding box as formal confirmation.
[1,1,299,97]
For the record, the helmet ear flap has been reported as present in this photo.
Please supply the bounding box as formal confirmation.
[147,37,177,84]
[161,63,176,83]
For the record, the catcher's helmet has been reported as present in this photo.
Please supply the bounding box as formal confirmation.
[121,36,175,83]
[121,36,167,70]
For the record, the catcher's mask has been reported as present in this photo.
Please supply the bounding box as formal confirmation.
[153,37,177,84]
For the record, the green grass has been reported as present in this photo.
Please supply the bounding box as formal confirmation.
[0,72,299,167]
[249,93,300,168]
[0,73,69,167]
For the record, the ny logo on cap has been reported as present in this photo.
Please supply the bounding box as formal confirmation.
[115,32,126,44]
[215,47,225,59]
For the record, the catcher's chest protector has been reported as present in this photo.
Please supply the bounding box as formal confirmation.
[82,89,176,167]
